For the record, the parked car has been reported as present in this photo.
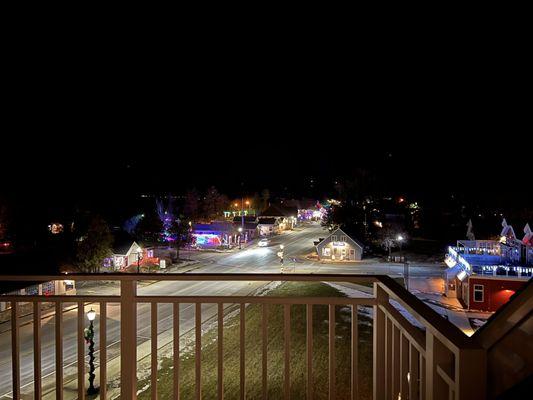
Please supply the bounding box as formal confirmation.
[258,238,270,247]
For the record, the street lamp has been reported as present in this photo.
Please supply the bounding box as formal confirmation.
[84,309,98,395]
[238,227,243,249]
[396,235,404,259]
[397,235,409,291]
[136,247,143,273]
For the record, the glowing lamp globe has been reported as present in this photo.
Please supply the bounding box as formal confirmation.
[87,309,97,321]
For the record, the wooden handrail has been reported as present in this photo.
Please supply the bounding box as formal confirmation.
[1,273,489,399]
[376,276,480,350]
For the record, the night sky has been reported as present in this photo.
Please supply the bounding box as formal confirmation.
[2,60,530,214]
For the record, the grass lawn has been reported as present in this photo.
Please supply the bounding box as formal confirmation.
[138,282,373,399]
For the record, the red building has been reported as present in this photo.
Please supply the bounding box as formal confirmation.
[467,276,528,312]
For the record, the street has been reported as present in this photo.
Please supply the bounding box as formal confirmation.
[0,223,446,398]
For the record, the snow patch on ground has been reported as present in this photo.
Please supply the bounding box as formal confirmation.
[322,282,373,298]
[389,300,426,330]
[318,282,426,331]
[470,318,487,329]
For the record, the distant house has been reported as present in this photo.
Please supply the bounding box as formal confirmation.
[444,219,533,312]
[192,221,249,248]
[315,228,364,261]
[257,217,279,236]
[283,198,322,221]
[232,216,258,242]
[104,235,143,271]
[259,204,298,230]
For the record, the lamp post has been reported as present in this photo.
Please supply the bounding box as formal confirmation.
[84,309,98,395]
[397,235,409,291]
[238,227,243,249]
[397,235,404,259]
[136,247,143,273]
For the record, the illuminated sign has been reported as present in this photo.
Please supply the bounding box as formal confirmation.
[193,234,222,247]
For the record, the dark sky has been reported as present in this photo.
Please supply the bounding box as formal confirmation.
[2,53,531,210]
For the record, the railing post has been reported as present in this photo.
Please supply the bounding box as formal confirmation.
[456,347,486,400]
[121,280,137,400]
[425,332,455,400]
[373,283,388,400]
[425,332,437,400]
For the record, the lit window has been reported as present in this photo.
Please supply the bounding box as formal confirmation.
[473,284,484,302]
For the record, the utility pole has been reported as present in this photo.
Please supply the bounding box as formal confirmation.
[241,196,245,246]
[136,249,143,273]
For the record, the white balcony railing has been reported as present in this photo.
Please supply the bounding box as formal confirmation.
[0,274,486,400]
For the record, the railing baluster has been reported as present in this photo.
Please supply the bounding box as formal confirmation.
[420,355,426,399]
[385,317,392,398]
[218,303,224,400]
[120,279,137,400]
[100,302,107,400]
[195,303,202,400]
[0,275,487,400]
[306,304,313,400]
[240,303,246,400]
[400,333,409,399]
[151,302,158,399]
[174,302,180,400]
[328,304,336,400]
[78,301,85,400]
[351,304,358,400]
[392,323,400,398]
[55,302,63,400]
[262,303,268,400]
[33,302,42,399]
[409,344,420,400]
[284,304,291,400]
[373,284,388,400]
[11,301,20,400]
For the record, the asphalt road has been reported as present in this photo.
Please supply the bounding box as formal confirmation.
[0,223,445,398]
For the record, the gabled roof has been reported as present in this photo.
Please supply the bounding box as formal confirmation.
[232,216,258,223]
[500,218,517,240]
[316,228,364,250]
[522,223,532,245]
[258,217,277,225]
[112,231,138,255]
[193,222,235,233]
[113,241,139,256]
